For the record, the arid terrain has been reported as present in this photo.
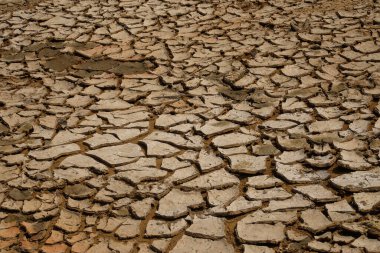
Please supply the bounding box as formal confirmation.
[0,0,379,252]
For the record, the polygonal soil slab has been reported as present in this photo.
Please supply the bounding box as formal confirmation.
[86,143,144,166]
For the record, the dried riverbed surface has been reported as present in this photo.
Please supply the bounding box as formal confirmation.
[0,0,380,252]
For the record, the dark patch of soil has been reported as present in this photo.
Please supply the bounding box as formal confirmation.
[1,42,155,75]
[0,0,47,14]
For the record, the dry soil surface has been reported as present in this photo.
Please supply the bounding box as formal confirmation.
[0,0,380,252]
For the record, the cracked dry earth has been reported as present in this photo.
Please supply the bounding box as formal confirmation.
[1,0,380,253]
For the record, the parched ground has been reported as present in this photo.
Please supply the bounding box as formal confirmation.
[0,0,380,252]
